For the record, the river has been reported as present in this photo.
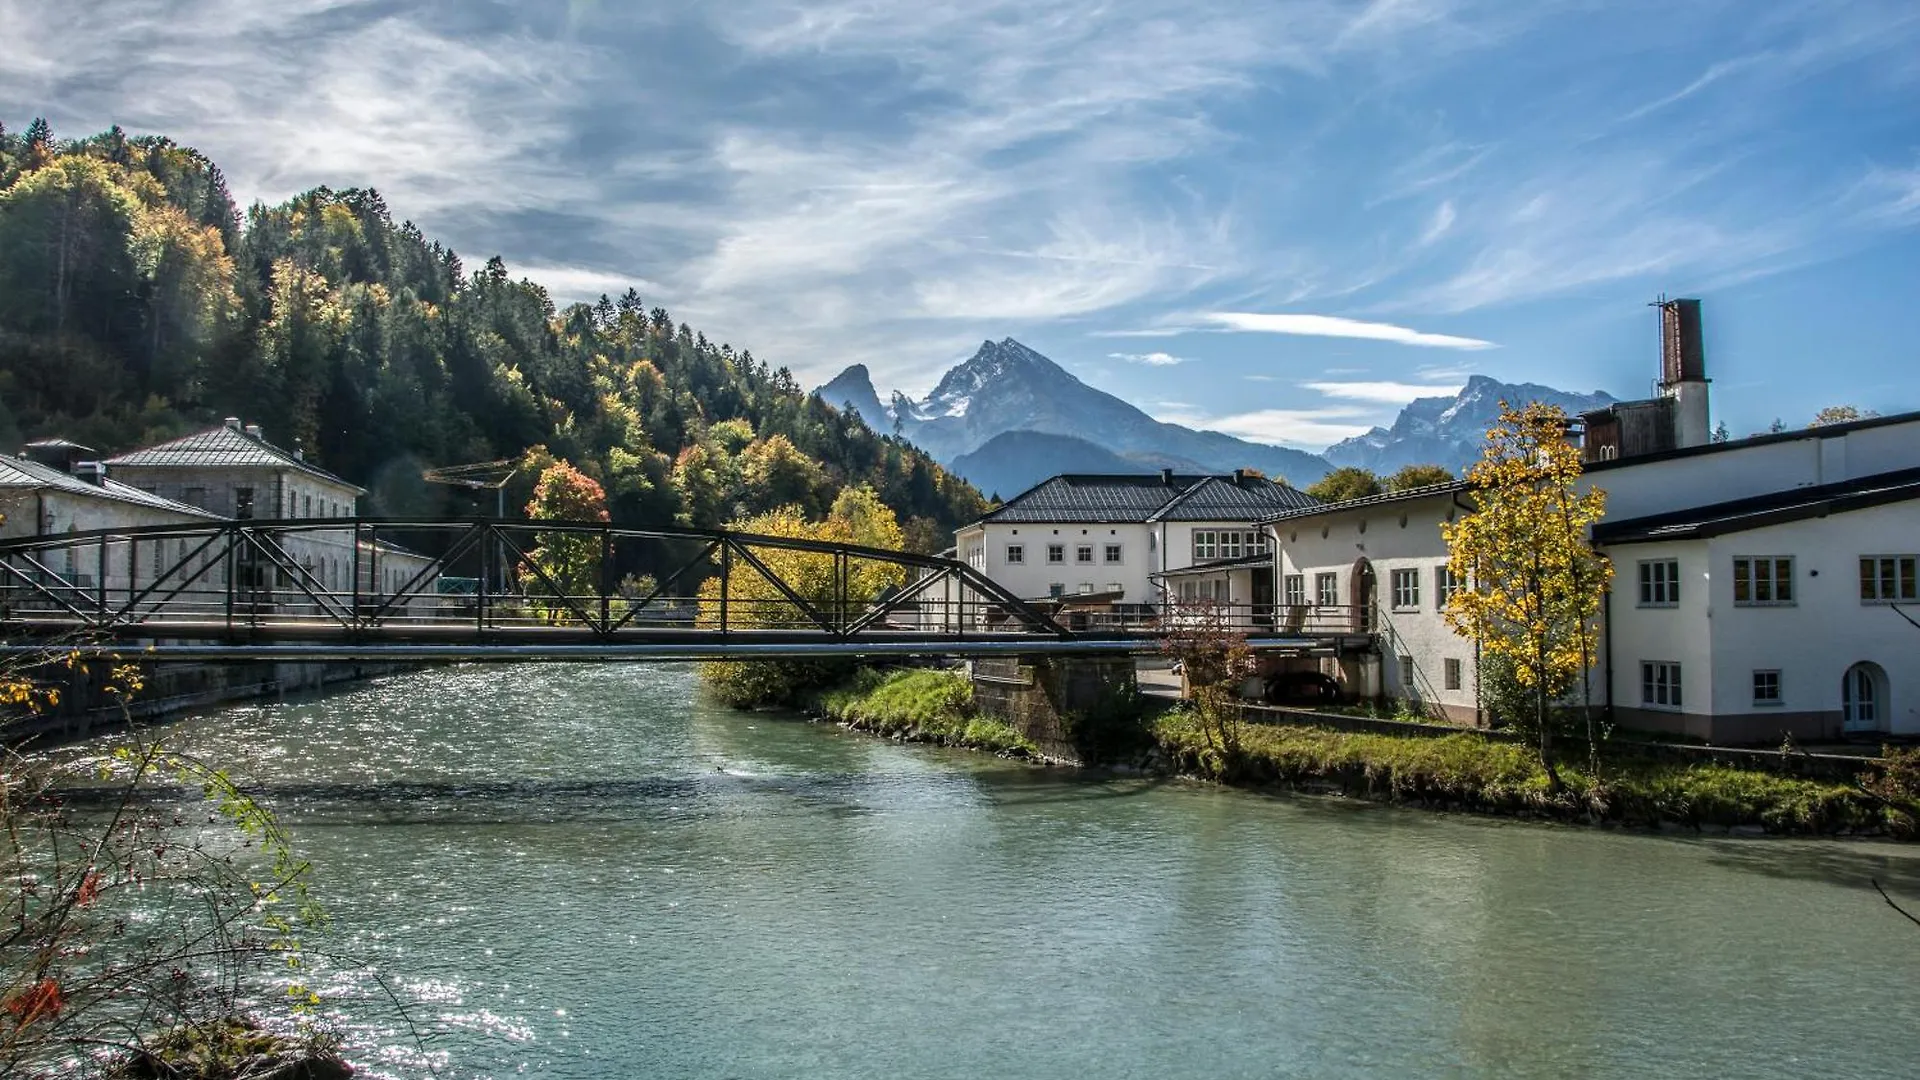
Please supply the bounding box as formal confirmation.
[59,664,1920,1078]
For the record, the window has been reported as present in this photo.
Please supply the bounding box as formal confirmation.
[1398,655,1415,689]
[1860,556,1918,603]
[1444,658,1463,691]
[1077,582,1094,594]
[303,493,312,517]
[1390,568,1420,610]
[1752,669,1781,706]
[1047,544,1065,564]
[1193,531,1217,560]
[1107,582,1124,595]
[234,487,255,520]
[1103,544,1122,564]
[183,486,207,509]
[1049,583,1065,598]
[1315,572,1339,607]
[1640,661,1682,709]
[1222,532,1244,560]
[1638,559,1680,606]
[1004,544,1024,565]
[1283,574,1305,607]
[1250,531,1271,553]
[1076,544,1094,564]
[1732,557,1793,605]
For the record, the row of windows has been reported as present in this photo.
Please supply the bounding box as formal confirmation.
[1638,661,1786,709]
[1280,566,1464,611]
[1637,555,1919,608]
[1051,582,1127,598]
[1193,530,1269,561]
[1036,543,1124,565]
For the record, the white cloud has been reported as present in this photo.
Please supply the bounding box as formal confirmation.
[1197,407,1379,448]
[1197,311,1495,349]
[1109,351,1189,366]
[518,264,664,303]
[1418,200,1457,246]
[1302,379,1464,404]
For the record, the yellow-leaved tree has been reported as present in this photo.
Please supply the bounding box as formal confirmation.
[698,485,907,707]
[1440,401,1611,785]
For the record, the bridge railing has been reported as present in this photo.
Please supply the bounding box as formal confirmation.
[0,518,1074,642]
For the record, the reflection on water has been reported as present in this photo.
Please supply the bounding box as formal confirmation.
[51,663,1920,1079]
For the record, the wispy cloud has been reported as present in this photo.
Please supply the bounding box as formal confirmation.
[1195,311,1495,349]
[1194,407,1378,448]
[1109,351,1189,366]
[1302,379,1464,404]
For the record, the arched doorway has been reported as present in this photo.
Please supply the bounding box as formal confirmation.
[1842,662,1889,734]
[1349,557,1376,633]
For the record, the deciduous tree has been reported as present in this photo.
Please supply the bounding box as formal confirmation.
[1440,401,1611,784]
[1306,466,1383,503]
[520,459,610,622]
[1385,463,1453,491]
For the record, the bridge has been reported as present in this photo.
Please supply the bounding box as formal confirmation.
[0,519,1375,662]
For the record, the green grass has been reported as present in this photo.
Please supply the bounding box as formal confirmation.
[1153,709,1905,836]
[817,668,1039,757]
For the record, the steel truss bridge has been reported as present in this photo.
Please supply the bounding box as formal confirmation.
[0,519,1374,662]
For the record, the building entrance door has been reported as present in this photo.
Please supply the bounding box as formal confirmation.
[1842,663,1885,733]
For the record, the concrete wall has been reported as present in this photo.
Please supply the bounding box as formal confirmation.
[969,655,1140,763]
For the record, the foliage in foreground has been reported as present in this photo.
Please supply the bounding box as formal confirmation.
[1152,710,1909,835]
[0,656,347,1078]
[817,669,1038,757]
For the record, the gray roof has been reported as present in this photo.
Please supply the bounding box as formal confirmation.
[0,455,223,520]
[1592,467,1920,545]
[104,425,365,493]
[980,473,1317,525]
[1260,480,1470,525]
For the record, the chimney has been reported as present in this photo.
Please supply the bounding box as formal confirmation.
[244,423,263,441]
[1232,468,1246,486]
[74,461,107,486]
[1656,297,1710,449]
[291,438,304,461]
[1159,468,1174,485]
[224,417,242,431]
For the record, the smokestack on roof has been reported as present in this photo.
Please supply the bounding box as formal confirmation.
[1159,468,1174,485]
[244,423,263,440]
[224,417,242,431]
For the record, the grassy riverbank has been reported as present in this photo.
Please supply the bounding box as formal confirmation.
[1153,708,1916,837]
[816,668,1039,757]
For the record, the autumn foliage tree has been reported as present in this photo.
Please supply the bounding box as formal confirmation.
[1440,402,1611,784]
[1305,466,1384,504]
[520,459,610,622]
[698,485,907,707]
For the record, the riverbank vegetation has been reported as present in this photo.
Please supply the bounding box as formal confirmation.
[1,656,352,1077]
[1153,707,1917,837]
[815,669,1038,757]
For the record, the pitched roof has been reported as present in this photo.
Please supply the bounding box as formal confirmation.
[1260,480,1470,525]
[104,425,365,493]
[0,455,223,520]
[1149,475,1318,521]
[977,473,1317,525]
[1592,467,1920,545]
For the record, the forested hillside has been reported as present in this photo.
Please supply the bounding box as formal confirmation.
[0,120,986,551]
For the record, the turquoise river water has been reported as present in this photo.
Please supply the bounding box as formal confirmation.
[56,664,1920,1077]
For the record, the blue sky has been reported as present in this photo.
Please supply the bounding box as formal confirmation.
[6,0,1918,449]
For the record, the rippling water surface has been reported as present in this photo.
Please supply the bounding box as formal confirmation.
[56,664,1920,1078]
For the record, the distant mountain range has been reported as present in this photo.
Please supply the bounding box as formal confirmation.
[816,339,1616,497]
[1322,376,1616,474]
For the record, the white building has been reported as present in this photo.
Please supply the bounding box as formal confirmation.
[1248,297,1920,741]
[1,444,224,608]
[954,470,1317,627]
[104,418,369,599]
[1593,466,1920,741]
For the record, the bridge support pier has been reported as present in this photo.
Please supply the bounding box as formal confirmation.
[970,655,1142,765]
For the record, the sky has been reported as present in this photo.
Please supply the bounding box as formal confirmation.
[5,0,1918,450]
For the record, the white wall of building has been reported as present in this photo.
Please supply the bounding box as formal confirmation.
[1268,493,1480,722]
[1607,506,1920,739]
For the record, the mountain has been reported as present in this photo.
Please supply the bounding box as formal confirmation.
[817,338,1331,495]
[1324,376,1617,474]
[816,364,889,430]
[949,430,1206,501]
